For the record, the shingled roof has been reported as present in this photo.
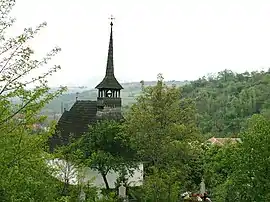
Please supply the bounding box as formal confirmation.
[50,100,98,150]
[95,21,123,90]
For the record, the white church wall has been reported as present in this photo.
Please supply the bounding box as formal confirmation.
[81,164,143,188]
[47,158,143,188]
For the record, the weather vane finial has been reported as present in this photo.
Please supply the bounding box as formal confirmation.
[109,15,115,26]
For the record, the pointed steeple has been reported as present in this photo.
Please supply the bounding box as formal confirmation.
[95,17,123,90]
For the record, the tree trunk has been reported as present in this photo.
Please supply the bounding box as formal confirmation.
[61,178,69,196]
[101,173,110,190]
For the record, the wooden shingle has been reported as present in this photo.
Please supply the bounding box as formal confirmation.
[49,100,98,150]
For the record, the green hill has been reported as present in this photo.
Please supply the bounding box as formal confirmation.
[181,69,270,137]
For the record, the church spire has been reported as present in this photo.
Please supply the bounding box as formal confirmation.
[95,16,123,90]
[105,19,114,77]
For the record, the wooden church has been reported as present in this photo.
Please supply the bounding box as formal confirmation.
[49,19,124,151]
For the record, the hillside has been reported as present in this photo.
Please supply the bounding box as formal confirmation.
[43,80,188,115]
[181,69,270,137]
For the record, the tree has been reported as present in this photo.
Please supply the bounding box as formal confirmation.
[0,0,66,200]
[203,142,237,201]
[71,120,137,190]
[227,115,270,201]
[124,74,203,197]
[135,167,181,202]
[0,1,65,128]
[204,114,270,201]
[0,127,64,201]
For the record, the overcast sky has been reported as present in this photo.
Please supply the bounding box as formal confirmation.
[10,0,270,87]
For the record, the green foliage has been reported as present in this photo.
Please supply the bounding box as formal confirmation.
[0,0,67,200]
[125,74,200,165]
[204,114,270,201]
[182,69,270,137]
[0,128,63,201]
[124,74,203,199]
[135,167,181,202]
[203,143,237,200]
[69,119,137,190]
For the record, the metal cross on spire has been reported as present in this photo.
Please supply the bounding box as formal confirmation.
[109,15,115,26]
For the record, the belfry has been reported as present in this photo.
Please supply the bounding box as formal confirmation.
[95,18,123,109]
